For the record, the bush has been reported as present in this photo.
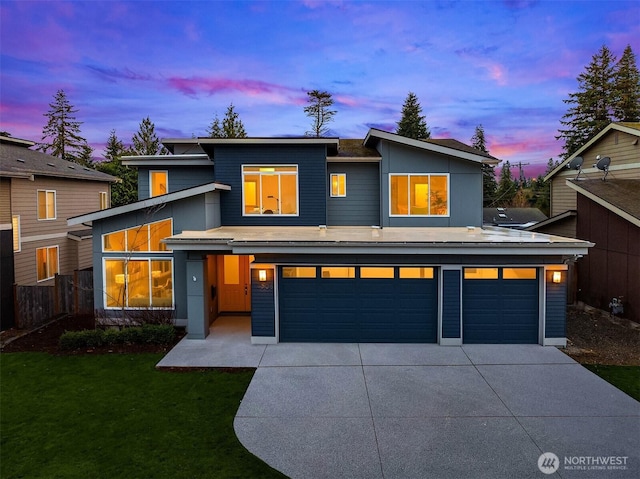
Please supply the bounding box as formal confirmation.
[59,325,176,350]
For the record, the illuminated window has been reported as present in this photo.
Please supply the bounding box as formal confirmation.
[464,268,499,280]
[330,173,346,197]
[399,267,434,279]
[36,245,59,282]
[503,268,537,280]
[242,165,298,215]
[150,171,168,197]
[104,258,173,309]
[282,267,317,278]
[99,191,109,210]
[360,267,394,278]
[321,267,355,278]
[390,174,448,216]
[103,219,172,252]
[12,215,20,252]
[37,190,56,220]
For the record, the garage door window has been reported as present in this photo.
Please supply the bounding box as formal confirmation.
[464,268,498,279]
[321,267,355,278]
[360,267,394,278]
[282,267,317,278]
[399,267,434,279]
[503,268,537,279]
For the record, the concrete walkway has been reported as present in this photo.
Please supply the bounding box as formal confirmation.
[158,317,640,478]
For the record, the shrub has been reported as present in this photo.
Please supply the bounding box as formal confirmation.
[59,330,104,350]
[59,325,176,350]
[141,324,175,344]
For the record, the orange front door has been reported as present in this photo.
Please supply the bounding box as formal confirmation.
[218,255,251,312]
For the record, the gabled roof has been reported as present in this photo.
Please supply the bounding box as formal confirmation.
[68,182,230,226]
[525,210,577,232]
[545,122,640,181]
[0,136,117,182]
[567,179,640,227]
[363,129,500,165]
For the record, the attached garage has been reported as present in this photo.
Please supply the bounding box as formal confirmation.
[279,266,438,343]
[462,267,539,344]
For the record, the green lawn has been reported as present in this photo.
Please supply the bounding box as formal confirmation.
[1,353,287,479]
[584,364,640,401]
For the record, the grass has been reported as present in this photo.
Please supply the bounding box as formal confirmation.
[0,353,287,479]
[584,364,640,401]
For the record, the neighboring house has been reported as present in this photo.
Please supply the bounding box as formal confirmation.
[483,207,547,229]
[69,129,592,346]
[0,135,117,329]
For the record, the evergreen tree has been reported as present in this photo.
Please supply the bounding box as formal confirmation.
[206,116,223,138]
[221,104,247,138]
[557,45,617,159]
[132,117,168,155]
[471,125,497,207]
[396,92,430,140]
[304,90,336,137]
[494,161,517,207]
[95,130,137,207]
[38,89,90,164]
[613,45,640,122]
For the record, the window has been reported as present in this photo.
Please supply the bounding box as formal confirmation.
[37,190,56,220]
[150,171,168,197]
[36,246,59,281]
[389,174,448,216]
[330,173,346,197]
[360,267,394,278]
[99,191,109,210]
[464,268,499,280]
[321,267,355,278]
[282,267,317,278]
[104,258,173,308]
[12,215,20,252]
[399,267,434,279]
[242,165,298,215]
[503,268,537,280]
[103,219,172,252]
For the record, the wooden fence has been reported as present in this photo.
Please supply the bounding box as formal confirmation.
[14,270,94,329]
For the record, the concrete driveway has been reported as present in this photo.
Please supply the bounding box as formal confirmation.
[234,343,640,479]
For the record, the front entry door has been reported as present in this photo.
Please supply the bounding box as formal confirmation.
[218,255,251,312]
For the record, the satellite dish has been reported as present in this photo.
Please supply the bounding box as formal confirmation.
[595,156,611,181]
[567,156,584,179]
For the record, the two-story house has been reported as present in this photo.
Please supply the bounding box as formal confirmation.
[69,129,592,346]
[0,135,117,329]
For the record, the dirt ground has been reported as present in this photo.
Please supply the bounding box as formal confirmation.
[1,307,638,365]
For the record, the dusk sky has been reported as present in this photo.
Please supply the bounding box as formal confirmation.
[1,1,639,177]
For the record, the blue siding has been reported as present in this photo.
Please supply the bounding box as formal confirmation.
[138,166,215,199]
[442,270,461,339]
[215,145,327,226]
[327,162,380,226]
[545,272,567,338]
[251,269,275,337]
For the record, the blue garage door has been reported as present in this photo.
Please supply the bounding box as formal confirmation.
[279,266,438,343]
[463,267,539,344]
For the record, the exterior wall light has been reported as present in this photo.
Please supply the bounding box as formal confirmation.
[258,270,267,282]
[552,271,562,284]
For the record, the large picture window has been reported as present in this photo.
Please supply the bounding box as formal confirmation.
[103,219,172,252]
[36,245,59,282]
[37,190,56,220]
[390,174,449,216]
[104,258,173,309]
[242,165,298,215]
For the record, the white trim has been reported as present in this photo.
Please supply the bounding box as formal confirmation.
[36,245,59,282]
[330,173,347,197]
[12,215,20,252]
[37,189,56,220]
[0,223,11,231]
[241,165,300,216]
[150,170,169,198]
[388,173,451,218]
[21,232,68,243]
[566,180,640,227]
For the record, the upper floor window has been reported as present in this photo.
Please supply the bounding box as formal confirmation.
[330,173,346,197]
[36,245,59,282]
[37,190,56,220]
[242,165,298,215]
[389,174,449,216]
[150,171,168,197]
[99,191,109,210]
[12,215,20,252]
[102,219,172,252]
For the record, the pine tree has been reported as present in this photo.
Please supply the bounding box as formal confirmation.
[206,116,223,138]
[612,45,640,122]
[471,125,497,207]
[95,130,137,206]
[396,92,430,140]
[494,161,517,207]
[304,90,336,137]
[557,45,617,159]
[132,117,168,155]
[221,104,247,138]
[38,89,90,164]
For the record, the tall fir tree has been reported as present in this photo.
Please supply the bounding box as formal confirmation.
[612,45,640,122]
[304,90,336,137]
[207,104,248,138]
[471,125,497,207]
[396,92,430,140]
[132,117,168,156]
[38,89,91,165]
[557,45,617,159]
[494,161,517,207]
[96,130,137,207]
[206,116,223,138]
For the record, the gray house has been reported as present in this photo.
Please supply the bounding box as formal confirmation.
[69,129,592,346]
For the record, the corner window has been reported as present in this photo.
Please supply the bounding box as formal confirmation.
[36,245,59,281]
[103,219,172,252]
[150,171,168,197]
[12,215,20,252]
[37,190,56,220]
[99,191,109,210]
[242,165,298,215]
[330,173,346,197]
[390,174,448,216]
[104,258,173,308]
